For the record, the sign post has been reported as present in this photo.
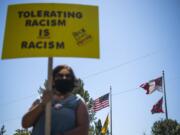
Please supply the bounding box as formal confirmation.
[45,57,53,135]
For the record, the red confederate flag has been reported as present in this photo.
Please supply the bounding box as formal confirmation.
[140,77,163,94]
[151,97,164,114]
[93,93,109,112]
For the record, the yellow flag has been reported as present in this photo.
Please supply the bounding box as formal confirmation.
[101,114,110,134]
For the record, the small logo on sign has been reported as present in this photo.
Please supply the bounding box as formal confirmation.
[72,28,92,46]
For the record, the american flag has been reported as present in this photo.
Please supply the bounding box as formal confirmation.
[93,93,109,112]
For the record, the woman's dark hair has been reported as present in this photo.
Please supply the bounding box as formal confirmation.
[53,65,76,82]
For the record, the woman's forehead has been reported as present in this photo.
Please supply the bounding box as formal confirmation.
[58,68,70,74]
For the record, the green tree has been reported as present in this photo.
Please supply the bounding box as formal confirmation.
[151,119,180,135]
[88,118,103,135]
[73,79,99,135]
[13,129,31,135]
[73,79,96,123]
[94,119,102,135]
[0,125,6,135]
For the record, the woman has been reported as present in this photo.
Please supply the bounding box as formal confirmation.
[22,65,89,135]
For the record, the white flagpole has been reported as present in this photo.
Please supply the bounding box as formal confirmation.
[110,86,112,135]
[162,70,168,119]
[45,57,53,135]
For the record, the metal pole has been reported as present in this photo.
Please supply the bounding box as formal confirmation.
[45,57,53,135]
[162,70,168,119]
[110,86,112,135]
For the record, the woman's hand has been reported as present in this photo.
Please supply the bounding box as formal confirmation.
[41,90,53,106]
[22,90,53,128]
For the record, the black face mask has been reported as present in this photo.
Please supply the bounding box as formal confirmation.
[54,79,74,94]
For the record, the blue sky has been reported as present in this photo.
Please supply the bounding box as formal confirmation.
[1,0,180,135]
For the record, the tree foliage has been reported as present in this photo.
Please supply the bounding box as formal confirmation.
[13,129,31,135]
[73,79,96,123]
[94,119,102,135]
[73,79,101,135]
[151,119,180,135]
[0,125,6,135]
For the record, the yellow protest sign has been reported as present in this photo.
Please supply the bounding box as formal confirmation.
[2,3,99,59]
